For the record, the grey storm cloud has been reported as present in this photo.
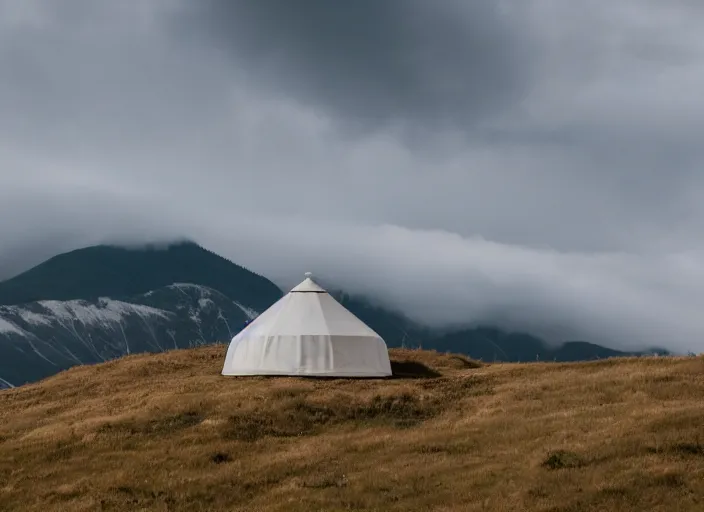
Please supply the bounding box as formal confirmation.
[2,0,704,353]
[176,0,535,134]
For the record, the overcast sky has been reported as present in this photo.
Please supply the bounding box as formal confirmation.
[2,0,704,352]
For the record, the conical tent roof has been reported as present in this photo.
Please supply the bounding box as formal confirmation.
[222,273,392,377]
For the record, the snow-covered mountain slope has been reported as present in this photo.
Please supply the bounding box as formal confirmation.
[0,283,258,387]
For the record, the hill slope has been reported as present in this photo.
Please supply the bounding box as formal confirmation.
[1,347,702,511]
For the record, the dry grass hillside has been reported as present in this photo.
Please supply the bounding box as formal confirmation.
[1,346,703,512]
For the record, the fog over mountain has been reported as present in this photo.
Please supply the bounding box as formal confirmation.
[2,1,704,352]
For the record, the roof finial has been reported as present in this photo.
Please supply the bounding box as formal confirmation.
[304,272,313,279]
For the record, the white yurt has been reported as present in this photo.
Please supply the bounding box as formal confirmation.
[222,273,392,377]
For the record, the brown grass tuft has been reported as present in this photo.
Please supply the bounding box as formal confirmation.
[1,346,703,511]
[542,450,586,470]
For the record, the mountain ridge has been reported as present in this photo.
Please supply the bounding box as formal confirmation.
[0,241,282,311]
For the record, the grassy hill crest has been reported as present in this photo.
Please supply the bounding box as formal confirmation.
[1,347,703,511]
